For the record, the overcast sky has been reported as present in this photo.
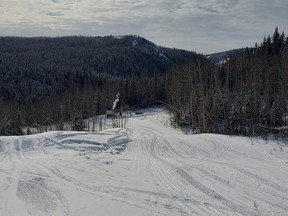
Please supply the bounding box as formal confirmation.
[0,0,287,53]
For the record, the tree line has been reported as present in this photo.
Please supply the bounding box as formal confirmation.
[0,36,194,135]
[1,29,287,137]
[167,27,288,136]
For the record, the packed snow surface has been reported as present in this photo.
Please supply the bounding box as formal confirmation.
[1,108,288,216]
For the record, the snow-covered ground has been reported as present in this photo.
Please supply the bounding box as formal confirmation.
[0,108,288,216]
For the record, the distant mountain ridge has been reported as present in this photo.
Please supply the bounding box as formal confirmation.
[0,35,197,103]
[0,35,196,75]
[205,48,246,64]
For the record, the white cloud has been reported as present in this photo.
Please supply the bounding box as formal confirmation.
[0,0,287,53]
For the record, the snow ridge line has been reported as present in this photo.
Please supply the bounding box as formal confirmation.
[41,129,130,152]
[105,128,131,151]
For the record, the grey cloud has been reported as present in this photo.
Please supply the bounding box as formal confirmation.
[46,11,63,17]
[197,5,219,14]
[0,0,287,53]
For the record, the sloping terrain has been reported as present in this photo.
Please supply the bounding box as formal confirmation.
[205,48,245,64]
[0,109,288,216]
[0,35,196,102]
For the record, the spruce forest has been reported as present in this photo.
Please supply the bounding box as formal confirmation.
[0,28,287,137]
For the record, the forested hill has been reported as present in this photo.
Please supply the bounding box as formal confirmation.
[2,29,286,137]
[0,35,196,103]
[0,35,198,135]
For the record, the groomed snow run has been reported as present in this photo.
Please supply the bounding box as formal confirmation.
[1,108,288,216]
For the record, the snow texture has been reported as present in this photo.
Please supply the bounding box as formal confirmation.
[0,108,288,216]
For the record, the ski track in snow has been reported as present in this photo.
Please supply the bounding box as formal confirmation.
[0,109,288,216]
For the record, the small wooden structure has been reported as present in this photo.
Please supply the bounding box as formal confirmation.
[106,110,115,118]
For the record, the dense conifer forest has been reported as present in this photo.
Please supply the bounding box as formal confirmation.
[167,28,288,136]
[0,35,197,135]
[0,29,287,136]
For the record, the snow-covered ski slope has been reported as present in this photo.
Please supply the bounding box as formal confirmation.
[0,108,288,216]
